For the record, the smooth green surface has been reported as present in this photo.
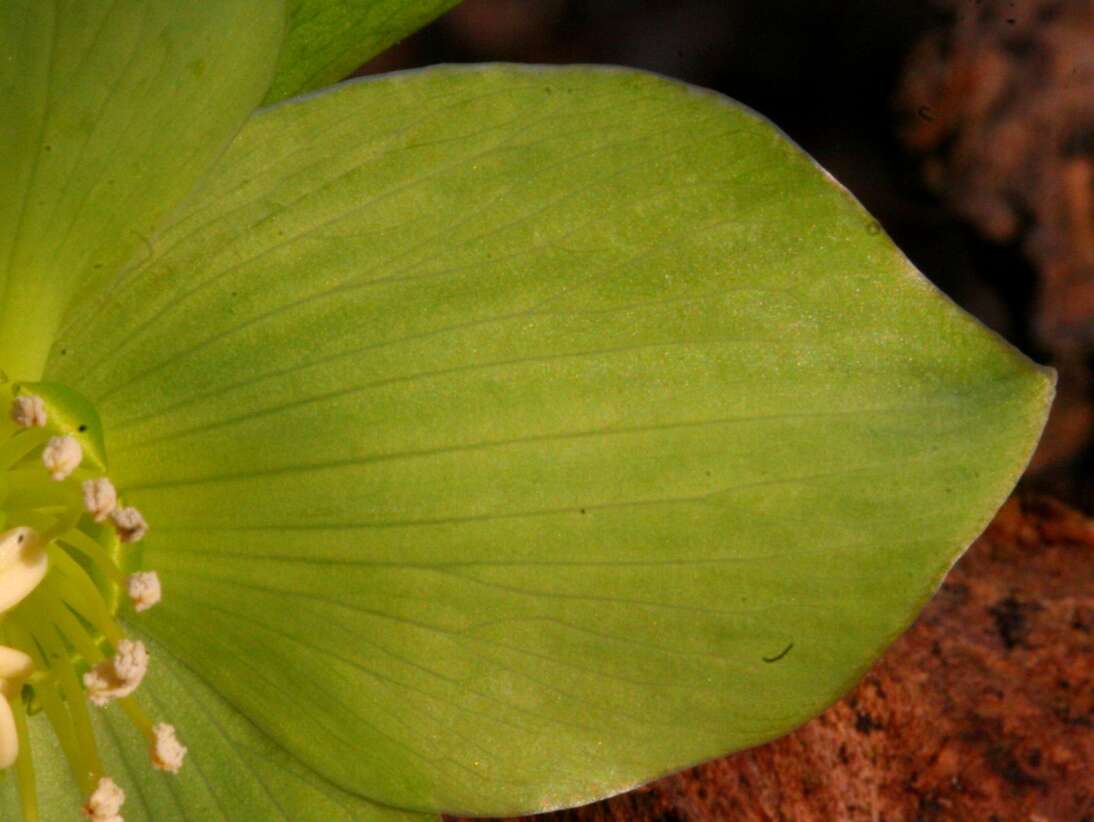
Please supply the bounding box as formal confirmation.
[0,0,284,379]
[264,0,462,105]
[46,66,1052,815]
[0,626,433,822]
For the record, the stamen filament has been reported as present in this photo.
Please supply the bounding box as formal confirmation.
[57,530,127,588]
[2,468,83,511]
[40,558,122,646]
[10,509,82,545]
[117,696,153,738]
[5,620,91,794]
[37,508,81,544]
[0,416,19,439]
[43,627,103,783]
[37,591,104,667]
[11,691,38,822]
[37,687,84,791]
[0,430,50,471]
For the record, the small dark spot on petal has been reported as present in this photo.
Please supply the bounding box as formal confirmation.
[762,642,794,663]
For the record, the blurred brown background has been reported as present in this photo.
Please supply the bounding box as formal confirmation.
[360,0,1094,512]
[355,2,1093,819]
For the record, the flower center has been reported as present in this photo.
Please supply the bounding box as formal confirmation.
[0,379,183,821]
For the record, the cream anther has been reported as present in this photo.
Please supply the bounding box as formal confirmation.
[111,507,148,544]
[83,639,148,707]
[10,395,46,428]
[42,434,82,480]
[83,776,125,822]
[150,723,186,774]
[82,478,118,522]
[0,527,48,614]
[127,571,161,612]
[0,646,34,769]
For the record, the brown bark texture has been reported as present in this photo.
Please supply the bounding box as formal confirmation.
[452,496,1093,821]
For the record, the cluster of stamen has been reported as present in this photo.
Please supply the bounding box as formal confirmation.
[1,388,185,820]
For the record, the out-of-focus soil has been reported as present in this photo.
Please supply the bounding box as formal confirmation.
[898,0,1094,495]
[451,496,1093,821]
[900,0,1094,349]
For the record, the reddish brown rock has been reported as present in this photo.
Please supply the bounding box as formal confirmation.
[451,496,1093,821]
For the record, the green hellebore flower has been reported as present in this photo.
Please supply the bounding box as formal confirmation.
[0,2,1052,820]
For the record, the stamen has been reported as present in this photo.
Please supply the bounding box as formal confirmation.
[127,572,161,612]
[150,723,186,774]
[41,435,82,481]
[110,507,148,544]
[37,624,103,780]
[43,547,124,645]
[83,640,148,707]
[82,776,124,822]
[5,619,89,792]
[56,529,127,588]
[1,380,168,817]
[10,396,46,429]
[10,686,37,821]
[118,697,188,777]
[35,588,105,666]
[81,478,117,523]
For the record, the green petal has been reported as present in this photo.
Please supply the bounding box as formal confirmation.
[48,67,1052,814]
[0,0,285,380]
[263,0,461,105]
[0,625,434,822]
